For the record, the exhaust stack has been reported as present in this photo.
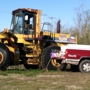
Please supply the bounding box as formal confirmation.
[57,20,61,33]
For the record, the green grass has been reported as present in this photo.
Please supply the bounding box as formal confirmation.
[0,66,90,90]
[0,69,41,76]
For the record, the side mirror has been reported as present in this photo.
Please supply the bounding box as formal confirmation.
[25,15,28,21]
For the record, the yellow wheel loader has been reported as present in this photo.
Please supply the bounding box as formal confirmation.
[0,8,77,70]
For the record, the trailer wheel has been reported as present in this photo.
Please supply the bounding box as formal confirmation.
[0,43,11,70]
[60,63,67,71]
[79,60,90,73]
[41,46,61,70]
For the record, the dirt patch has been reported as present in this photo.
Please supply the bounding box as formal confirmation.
[0,67,90,90]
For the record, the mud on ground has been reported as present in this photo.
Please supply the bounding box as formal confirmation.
[0,65,90,90]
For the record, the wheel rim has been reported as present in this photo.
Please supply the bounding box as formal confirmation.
[83,63,90,72]
[51,59,61,67]
[0,52,4,63]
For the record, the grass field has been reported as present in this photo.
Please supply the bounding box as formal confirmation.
[0,65,90,90]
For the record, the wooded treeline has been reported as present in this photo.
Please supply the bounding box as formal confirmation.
[61,5,90,44]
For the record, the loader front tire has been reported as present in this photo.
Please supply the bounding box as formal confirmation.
[0,43,11,70]
[41,46,61,70]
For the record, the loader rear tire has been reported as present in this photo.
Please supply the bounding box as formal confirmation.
[0,43,11,70]
[24,64,38,69]
[41,46,61,70]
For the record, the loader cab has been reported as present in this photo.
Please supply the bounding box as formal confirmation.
[11,8,41,36]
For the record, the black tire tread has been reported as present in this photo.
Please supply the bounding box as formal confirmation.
[41,46,60,70]
[0,43,11,70]
[79,60,90,73]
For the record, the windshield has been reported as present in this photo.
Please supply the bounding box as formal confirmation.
[10,11,23,34]
[15,16,23,34]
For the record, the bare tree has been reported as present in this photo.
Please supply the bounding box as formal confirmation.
[73,4,90,44]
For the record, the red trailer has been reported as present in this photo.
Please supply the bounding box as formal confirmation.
[51,44,90,73]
